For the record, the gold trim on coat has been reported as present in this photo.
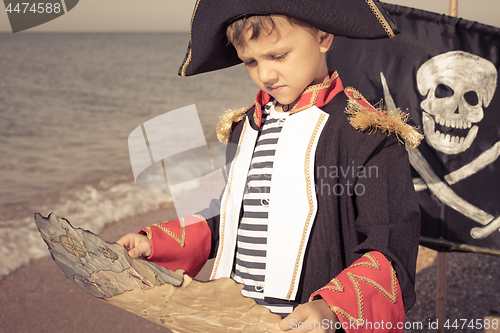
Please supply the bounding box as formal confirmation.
[344,86,423,149]
[144,226,152,241]
[151,218,186,247]
[286,113,327,299]
[216,107,249,142]
[350,252,380,270]
[289,72,339,114]
[330,268,398,327]
[193,214,207,223]
[210,121,248,280]
[309,253,399,328]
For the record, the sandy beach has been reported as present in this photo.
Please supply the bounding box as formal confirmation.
[1,206,499,333]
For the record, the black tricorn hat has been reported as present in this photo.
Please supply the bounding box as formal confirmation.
[179,0,399,77]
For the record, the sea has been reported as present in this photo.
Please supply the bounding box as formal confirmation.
[0,32,257,279]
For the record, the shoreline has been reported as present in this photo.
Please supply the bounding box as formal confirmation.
[1,206,499,333]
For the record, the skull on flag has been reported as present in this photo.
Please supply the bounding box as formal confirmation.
[417,51,497,155]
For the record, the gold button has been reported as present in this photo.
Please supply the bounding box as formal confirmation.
[260,199,270,207]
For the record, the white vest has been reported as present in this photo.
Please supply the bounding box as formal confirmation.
[210,106,329,301]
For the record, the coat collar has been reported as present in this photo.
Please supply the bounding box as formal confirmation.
[251,71,344,128]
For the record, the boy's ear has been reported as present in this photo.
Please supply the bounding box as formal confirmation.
[318,32,334,53]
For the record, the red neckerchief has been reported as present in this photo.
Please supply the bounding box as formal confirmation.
[252,71,344,127]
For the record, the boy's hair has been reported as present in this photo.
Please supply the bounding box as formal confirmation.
[226,15,319,48]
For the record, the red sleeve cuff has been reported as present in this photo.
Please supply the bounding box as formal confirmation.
[310,251,405,332]
[138,214,211,277]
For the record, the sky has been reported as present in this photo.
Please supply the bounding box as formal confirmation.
[1,0,499,33]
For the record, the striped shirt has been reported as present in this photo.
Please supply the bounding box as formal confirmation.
[232,101,294,317]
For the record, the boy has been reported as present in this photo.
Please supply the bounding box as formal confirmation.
[119,1,422,331]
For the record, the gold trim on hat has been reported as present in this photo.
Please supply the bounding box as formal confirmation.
[365,0,396,38]
[181,0,202,76]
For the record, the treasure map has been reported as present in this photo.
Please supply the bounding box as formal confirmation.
[34,213,281,333]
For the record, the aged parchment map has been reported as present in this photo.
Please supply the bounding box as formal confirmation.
[34,213,280,333]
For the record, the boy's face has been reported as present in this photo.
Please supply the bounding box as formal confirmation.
[233,16,332,106]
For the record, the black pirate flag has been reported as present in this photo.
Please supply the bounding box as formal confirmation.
[328,3,500,249]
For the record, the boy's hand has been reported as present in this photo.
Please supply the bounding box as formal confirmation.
[271,299,338,333]
[117,233,152,258]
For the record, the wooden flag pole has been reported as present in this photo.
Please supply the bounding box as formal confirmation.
[449,0,458,17]
[436,250,447,333]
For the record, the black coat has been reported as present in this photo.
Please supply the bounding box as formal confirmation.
[200,91,421,311]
